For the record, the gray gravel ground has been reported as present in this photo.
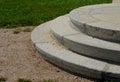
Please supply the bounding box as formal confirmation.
[0,27,93,82]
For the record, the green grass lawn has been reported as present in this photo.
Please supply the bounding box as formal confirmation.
[0,0,112,28]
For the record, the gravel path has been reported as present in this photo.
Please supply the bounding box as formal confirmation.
[0,27,93,82]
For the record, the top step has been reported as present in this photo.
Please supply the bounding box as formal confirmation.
[69,4,120,43]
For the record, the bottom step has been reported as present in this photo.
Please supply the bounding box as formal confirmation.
[31,19,120,81]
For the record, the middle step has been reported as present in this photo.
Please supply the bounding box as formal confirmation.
[50,15,120,64]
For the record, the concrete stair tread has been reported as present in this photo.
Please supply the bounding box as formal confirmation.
[31,20,120,80]
[50,15,120,64]
[69,4,120,42]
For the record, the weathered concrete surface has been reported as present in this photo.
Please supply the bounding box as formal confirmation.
[51,15,120,64]
[31,18,120,80]
[50,15,79,43]
[69,4,120,42]
[31,22,52,43]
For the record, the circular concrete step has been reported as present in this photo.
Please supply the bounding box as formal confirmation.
[69,4,120,42]
[31,21,120,80]
[31,19,120,80]
[50,15,120,64]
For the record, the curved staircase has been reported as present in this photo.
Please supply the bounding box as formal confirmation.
[31,4,120,81]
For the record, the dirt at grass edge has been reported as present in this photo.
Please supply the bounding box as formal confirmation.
[0,27,92,82]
